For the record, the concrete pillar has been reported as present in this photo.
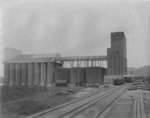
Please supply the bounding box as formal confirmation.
[38,63,42,86]
[27,63,34,86]
[97,60,100,67]
[84,60,87,67]
[40,62,46,86]
[25,63,28,86]
[82,61,85,67]
[76,60,80,67]
[70,69,74,85]
[99,68,103,84]
[86,60,89,67]
[18,64,22,85]
[84,61,87,67]
[14,64,18,86]
[93,60,95,67]
[47,62,55,86]
[94,59,97,67]
[79,60,82,67]
[21,63,27,86]
[4,63,10,86]
[94,60,97,67]
[94,60,96,67]
[34,63,40,86]
[77,69,80,86]
[9,64,15,86]
[99,60,102,67]
[21,63,24,86]
[97,60,99,67]
[80,60,83,67]
[74,61,76,67]
[44,63,48,86]
[15,63,21,86]
[91,60,94,67]
[70,60,74,68]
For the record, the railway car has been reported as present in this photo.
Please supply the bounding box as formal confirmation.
[54,68,70,87]
[55,79,69,86]
[113,79,125,85]
[124,77,133,83]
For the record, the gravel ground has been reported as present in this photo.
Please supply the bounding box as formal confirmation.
[104,90,136,118]
[0,86,110,118]
[143,90,150,118]
[0,86,82,118]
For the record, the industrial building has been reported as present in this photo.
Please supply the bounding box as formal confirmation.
[107,32,127,75]
[3,32,127,87]
[4,56,62,86]
[55,67,106,86]
[4,55,106,87]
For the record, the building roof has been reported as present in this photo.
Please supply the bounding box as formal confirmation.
[4,54,62,63]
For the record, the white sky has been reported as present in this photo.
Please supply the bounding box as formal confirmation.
[0,8,3,77]
[1,0,150,70]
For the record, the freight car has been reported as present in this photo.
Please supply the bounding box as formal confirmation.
[113,79,125,85]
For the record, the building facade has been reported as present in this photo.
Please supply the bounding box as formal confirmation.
[3,32,127,86]
[107,32,127,75]
[4,56,62,86]
[3,55,106,87]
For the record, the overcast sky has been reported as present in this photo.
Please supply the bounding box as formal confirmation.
[1,0,150,69]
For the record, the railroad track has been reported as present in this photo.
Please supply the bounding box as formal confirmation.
[134,90,146,118]
[26,85,128,118]
[64,86,127,118]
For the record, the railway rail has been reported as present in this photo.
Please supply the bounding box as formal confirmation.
[142,90,150,118]
[134,90,146,118]
[26,85,128,118]
[61,86,127,118]
[25,83,148,118]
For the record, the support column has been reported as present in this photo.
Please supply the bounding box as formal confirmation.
[70,60,74,68]
[98,60,100,67]
[21,63,27,86]
[38,63,41,86]
[91,60,94,67]
[97,60,99,67]
[40,62,46,86]
[76,60,80,67]
[83,61,86,67]
[27,63,34,86]
[47,62,55,87]
[94,60,96,67]
[34,63,40,86]
[44,62,48,86]
[93,60,95,67]
[21,63,24,86]
[15,63,21,86]
[99,60,102,67]
[18,64,22,85]
[87,60,89,67]
[80,60,83,67]
[9,63,15,86]
[4,63,10,86]
[25,63,28,86]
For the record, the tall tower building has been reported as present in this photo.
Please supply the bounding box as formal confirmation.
[107,32,127,75]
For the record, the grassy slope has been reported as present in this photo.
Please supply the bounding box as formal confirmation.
[0,86,80,118]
